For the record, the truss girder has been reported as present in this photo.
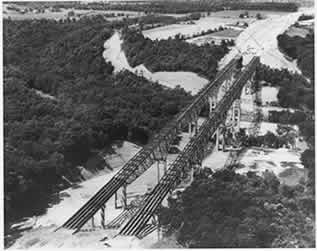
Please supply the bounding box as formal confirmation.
[118,57,260,237]
[60,57,241,231]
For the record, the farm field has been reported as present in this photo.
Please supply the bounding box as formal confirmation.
[3,4,144,20]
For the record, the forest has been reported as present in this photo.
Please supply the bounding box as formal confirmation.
[3,3,314,248]
[253,27,315,234]
[277,28,314,80]
[4,17,193,225]
[122,28,230,80]
[298,14,314,21]
[268,110,307,125]
[255,65,314,112]
[255,64,315,189]
[156,22,315,247]
[67,1,298,14]
[159,170,315,248]
[131,13,202,31]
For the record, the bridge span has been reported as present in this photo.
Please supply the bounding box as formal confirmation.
[60,55,259,235]
[118,56,259,236]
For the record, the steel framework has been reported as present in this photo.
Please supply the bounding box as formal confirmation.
[61,56,241,231]
[118,57,260,236]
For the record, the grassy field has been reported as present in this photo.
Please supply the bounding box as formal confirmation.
[210,28,242,38]
[286,26,310,37]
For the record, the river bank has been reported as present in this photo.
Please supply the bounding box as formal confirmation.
[5,141,140,248]
[103,31,209,95]
[6,6,314,249]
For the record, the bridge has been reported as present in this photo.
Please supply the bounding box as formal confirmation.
[59,56,260,238]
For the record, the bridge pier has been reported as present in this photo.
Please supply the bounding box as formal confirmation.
[157,214,162,241]
[193,162,202,179]
[188,122,192,136]
[194,119,198,135]
[188,118,199,138]
[222,97,241,148]
[208,95,217,117]
[91,215,95,229]
[123,184,127,209]
[100,204,106,229]
[157,161,161,184]
[163,158,167,174]
[219,129,225,151]
[215,128,220,151]
[233,99,241,132]
[115,183,127,209]
[213,126,225,152]
[60,57,260,235]
[156,156,168,184]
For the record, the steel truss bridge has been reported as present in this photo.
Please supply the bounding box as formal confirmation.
[60,56,260,237]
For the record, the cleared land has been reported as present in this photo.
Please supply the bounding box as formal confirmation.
[236,147,306,186]
[187,28,242,45]
[286,26,310,37]
[3,4,144,20]
[143,16,254,40]
[103,32,209,94]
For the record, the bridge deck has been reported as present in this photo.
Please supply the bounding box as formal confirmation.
[60,57,240,231]
[118,57,259,237]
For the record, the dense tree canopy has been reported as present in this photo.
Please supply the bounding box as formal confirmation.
[62,1,298,14]
[255,64,314,111]
[268,110,307,125]
[159,170,315,248]
[255,64,315,190]
[122,29,229,80]
[277,29,314,80]
[4,17,193,225]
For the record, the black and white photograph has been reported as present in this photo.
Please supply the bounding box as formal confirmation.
[2,0,315,249]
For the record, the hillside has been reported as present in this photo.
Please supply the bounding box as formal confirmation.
[122,28,230,80]
[277,23,314,81]
[159,170,315,248]
[4,16,193,227]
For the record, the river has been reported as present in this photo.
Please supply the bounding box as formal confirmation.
[7,7,313,249]
[103,32,209,95]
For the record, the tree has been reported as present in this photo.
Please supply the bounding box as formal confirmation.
[159,170,314,248]
[256,13,263,20]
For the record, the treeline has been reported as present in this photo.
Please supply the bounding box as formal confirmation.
[135,13,201,31]
[140,12,201,26]
[159,170,314,247]
[255,64,314,145]
[138,14,178,27]
[268,110,306,125]
[8,1,299,14]
[236,127,296,149]
[255,65,314,111]
[228,2,298,12]
[4,17,192,226]
[277,30,314,80]
[157,59,315,246]
[183,26,236,45]
[122,29,229,80]
[298,14,314,21]
[255,64,315,192]
[68,1,298,14]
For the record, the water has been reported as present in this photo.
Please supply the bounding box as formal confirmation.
[103,32,209,94]
[7,8,313,249]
